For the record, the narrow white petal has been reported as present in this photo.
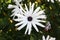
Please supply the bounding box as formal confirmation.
[20,5,26,13]
[35,22,45,27]
[17,22,27,30]
[25,22,30,34]
[25,25,29,34]
[8,4,16,9]
[29,2,31,11]
[13,18,23,21]
[15,21,24,26]
[36,15,47,19]
[28,22,32,35]
[32,22,39,32]
[42,35,45,40]
[12,9,17,12]
[35,20,46,23]
[31,3,35,14]
[33,7,40,14]
[25,4,28,11]
[46,35,50,40]
[31,3,34,11]
[11,12,16,16]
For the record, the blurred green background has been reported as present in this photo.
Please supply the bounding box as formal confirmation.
[0,0,60,40]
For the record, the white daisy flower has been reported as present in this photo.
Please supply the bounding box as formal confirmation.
[47,0,54,3]
[8,2,47,35]
[42,35,56,40]
[13,3,47,35]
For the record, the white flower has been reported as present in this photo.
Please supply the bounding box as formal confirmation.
[47,0,54,3]
[42,35,56,40]
[8,2,47,35]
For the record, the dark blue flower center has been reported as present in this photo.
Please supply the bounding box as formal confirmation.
[27,16,32,21]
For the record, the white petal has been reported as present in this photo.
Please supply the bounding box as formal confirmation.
[17,22,27,30]
[33,7,40,14]
[25,25,29,34]
[15,21,24,26]
[42,35,45,40]
[8,4,16,9]
[35,22,45,27]
[19,5,26,13]
[35,20,46,23]
[13,18,23,21]
[25,4,28,12]
[36,15,47,19]
[28,22,32,35]
[29,2,31,11]
[11,12,16,16]
[46,35,50,40]
[12,9,17,12]
[32,22,39,32]
[25,22,30,34]
[31,3,35,13]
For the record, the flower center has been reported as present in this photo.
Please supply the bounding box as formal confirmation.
[27,16,33,21]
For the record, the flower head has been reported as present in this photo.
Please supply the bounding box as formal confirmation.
[8,2,47,35]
